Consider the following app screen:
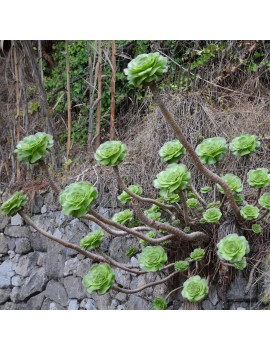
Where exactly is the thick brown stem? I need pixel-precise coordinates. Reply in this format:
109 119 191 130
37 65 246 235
179 191 190 226
150 83 241 221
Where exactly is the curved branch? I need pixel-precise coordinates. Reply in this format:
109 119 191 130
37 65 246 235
112 271 178 294
190 183 207 206
84 211 176 244
179 191 190 226
150 83 241 221
19 211 144 275
113 166 175 213
132 199 210 242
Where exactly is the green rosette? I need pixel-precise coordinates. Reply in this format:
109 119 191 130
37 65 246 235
117 185 143 204
83 264 115 295
0 191 28 217
15 132 53 164
138 246 167 272
217 233 250 263
217 174 243 194
80 230 104 250
258 193 270 210
152 296 167 310
159 139 186 164
112 209 133 225
203 208 222 223
59 182 98 217
230 134 260 157
195 137 227 165
181 275 209 302
94 141 126 166
174 260 189 272
124 52 168 87
240 205 259 221
247 168 270 189
190 248 205 261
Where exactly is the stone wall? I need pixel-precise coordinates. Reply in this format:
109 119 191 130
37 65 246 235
0 191 269 310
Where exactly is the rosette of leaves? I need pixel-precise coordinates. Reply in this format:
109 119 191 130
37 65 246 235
83 264 115 295
217 233 250 263
0 191 28 217
186 198 199 209
144 205 161 221
251 224 262 234
80 230 104 250
153 163 191 196
187 192 197 199
159 192 180 204
217 174 243 194
230 134 260 157
59 182 98 217
124 52 168 87
125 247 138 258
232 257 247 270
200 186 211 194
181 275 209 302
159 139 186 164
184 226 191 233
174 260 189 272
138 246 167 272
117 185 143 204
258 193 270 210
94 140 127 166
152 296 167 310
203 208 222 223
240 205 259 221
139 231 156 246
112 209 133 225
233 193 244 205
15 132 53 164
195 137 227 165
247 168 270 189
190 248 205 261
207 201 221 209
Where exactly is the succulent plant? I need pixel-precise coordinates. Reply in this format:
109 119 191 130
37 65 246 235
186 198 199 209
138 246 167 272
124 52 168 87
159 139 186 164
125 247 139 258
258 193 270 210
152 296 167 310
83 264 115 295
174 260 189 272
181 275 209 302
206 201 221 209
251 224 262 234
195 137 227 165
15 132 53 164
80 230 104 250
233 193 244 205
232 257 247 270
139 231 156 247
217 233 250 263
190 248 205 261
159 192 180 204
94 141 126 166
203 208 222 223
153 163 191 196
144 205 162 221
230 134 260 157
247 168 270 189
59 182 98 217
183 226 191 233
240 205 259 221
112 209 133 225
200 186 212 194
0 191 28 217
117 185 143 204
217 174 243 194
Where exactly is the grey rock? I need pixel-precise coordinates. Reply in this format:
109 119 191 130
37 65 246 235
0 214 9 230
11 275 24 287
0 233 8 254
109 299 118 310
114 268 131 287
92 292 111 310
44 280 68 306
41 298 52 310
37 253 45 266
0 288 11 304
10 214 23 226
202 299 215 310
76 258 91 278
68 299 79 310
0 261 15 288
26 292 45 310
130 257 139 266
64 219 89 256
4 225 31 238
80 298 97 310
49 302 65 310
41 205 47 214
10 287 22 303
117 305 125 310
32 193 44 214
227 272 257 301
0 302 26 310
44 192 60 212
63 257 79 276
115 292 127 302
6 237 16 251
63 276 86 300
125 295 151 310
53 228 62 239
109 237 138 263
15 252 39 277
15 238 31 254
237 307 246 310
208 285 219 306
29 232 48 252
20 268 48 301
44 240 66 279
8 250 15 259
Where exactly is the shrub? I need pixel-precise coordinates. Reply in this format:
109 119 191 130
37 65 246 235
195 137 227 165
181 276 209 302
138 246 167 272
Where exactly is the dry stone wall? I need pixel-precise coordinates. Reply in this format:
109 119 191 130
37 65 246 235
0 191 269 310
